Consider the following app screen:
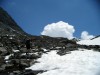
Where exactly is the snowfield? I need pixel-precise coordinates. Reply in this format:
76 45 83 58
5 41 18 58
26 49 100 75
77 37 100 45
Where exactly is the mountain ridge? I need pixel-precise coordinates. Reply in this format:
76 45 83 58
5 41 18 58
0 7 27 37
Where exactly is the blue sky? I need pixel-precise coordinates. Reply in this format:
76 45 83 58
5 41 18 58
0 0 100 38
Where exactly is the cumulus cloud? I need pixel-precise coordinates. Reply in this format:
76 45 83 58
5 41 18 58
81 31 94 40
41 21 75 39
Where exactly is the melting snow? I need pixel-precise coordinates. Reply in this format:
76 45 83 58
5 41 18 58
26 49 100 75
12 49 20 52
77 37 100 45
5 54 13 60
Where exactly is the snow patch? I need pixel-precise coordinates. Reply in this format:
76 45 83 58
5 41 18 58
26 49 100 75
77 37 100 45
5 54 13 60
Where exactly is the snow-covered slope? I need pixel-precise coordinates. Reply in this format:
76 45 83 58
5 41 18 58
77 37 100 45
26 49 100 75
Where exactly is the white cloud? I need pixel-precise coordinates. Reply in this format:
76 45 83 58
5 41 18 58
41 21 75 39
81 31 94 40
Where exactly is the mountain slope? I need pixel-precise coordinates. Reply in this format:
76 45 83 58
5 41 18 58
0 7 27 36
77 36 100 45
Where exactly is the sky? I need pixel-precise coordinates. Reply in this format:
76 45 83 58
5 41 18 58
0 0 100 38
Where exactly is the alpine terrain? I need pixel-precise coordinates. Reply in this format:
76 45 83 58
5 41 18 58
0 7 100 75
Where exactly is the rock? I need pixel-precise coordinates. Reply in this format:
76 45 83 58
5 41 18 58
12 70 21 75
0 42 3 47
0 71 8 75
0 50 2 55
0 47 7 52
0 7 27 36
0 56 5 66
57 49 71 56
21 69 45 75
0 67 5 72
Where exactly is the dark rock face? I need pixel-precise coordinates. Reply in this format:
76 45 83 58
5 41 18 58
0 7 30 74
0 7 26 36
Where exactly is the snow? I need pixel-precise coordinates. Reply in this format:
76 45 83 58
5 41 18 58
26 49 100 75
77 37 100 45
12 49 20 52
5 54 13 60
41 48 48 51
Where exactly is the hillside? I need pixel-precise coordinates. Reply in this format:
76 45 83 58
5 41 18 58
0 7 27 37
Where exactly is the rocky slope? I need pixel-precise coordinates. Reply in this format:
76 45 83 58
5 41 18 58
0 7 27 37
